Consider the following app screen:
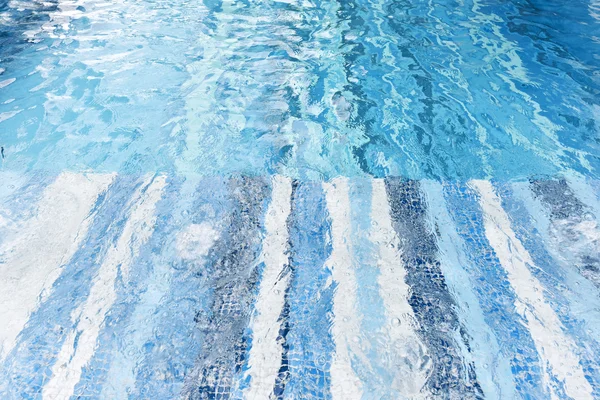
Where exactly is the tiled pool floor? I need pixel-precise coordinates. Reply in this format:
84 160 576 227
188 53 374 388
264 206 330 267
1 173 600 398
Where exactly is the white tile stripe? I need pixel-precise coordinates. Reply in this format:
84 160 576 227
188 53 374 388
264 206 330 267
564 172 600 222
421 180 516 399
100 178 211 399
0 172 115 360
42 175 167 400
370 179 432 397
472 179 593 400
510 180 600 335
243 175 293 400
323 177 363 400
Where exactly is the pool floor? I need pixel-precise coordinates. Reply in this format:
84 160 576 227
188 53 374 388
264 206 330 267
0 173 599 398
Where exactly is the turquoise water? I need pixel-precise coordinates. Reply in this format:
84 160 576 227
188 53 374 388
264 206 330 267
1 0 599 179
1 0 600 399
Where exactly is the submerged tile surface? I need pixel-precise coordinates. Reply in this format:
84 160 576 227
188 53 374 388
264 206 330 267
0 174 599 399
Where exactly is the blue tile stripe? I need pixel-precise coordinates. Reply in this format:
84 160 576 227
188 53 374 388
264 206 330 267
444 181 550 399
280 181 334 400
384 177 484 398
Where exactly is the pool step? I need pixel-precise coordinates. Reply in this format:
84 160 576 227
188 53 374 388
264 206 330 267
0 174 599 399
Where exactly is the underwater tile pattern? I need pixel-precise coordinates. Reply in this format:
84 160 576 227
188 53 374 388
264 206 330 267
0 174 599 399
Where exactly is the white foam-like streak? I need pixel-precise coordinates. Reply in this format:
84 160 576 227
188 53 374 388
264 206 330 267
472 180 593 400
369 179 432 397
323 178 363 400
592 0 600 21
243 175 293 399
42 175 167 400
0 172 114 360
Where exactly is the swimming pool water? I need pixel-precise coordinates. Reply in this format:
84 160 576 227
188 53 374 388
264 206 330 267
0 0 599 398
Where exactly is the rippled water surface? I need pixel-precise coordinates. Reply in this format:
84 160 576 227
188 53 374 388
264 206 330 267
1 0 599 179
1 0 600 398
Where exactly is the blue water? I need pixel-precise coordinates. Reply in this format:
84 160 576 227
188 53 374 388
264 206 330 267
0 0 598 179
1 0 600 398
